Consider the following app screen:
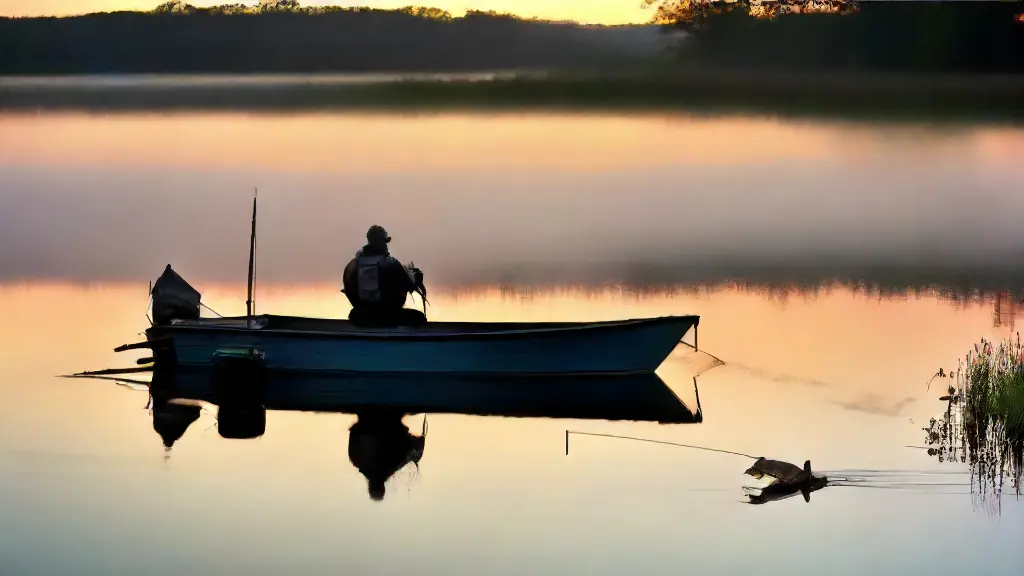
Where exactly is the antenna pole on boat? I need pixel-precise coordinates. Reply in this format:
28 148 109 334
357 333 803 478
246 189 257 329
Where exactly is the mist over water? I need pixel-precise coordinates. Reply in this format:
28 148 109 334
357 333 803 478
1 111 1022 290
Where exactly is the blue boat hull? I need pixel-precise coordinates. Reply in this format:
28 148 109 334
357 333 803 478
145 315 698 375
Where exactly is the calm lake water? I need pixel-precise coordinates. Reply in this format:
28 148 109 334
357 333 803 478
2 108 1024 574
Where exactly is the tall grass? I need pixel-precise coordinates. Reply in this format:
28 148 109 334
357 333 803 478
925 337 1024 512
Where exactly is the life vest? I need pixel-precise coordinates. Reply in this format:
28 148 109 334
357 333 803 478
356 255 385 303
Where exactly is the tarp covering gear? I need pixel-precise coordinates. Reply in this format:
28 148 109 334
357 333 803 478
151 265 201 325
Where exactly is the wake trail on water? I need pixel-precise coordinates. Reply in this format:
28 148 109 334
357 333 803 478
821 468 973 494
675 342 838 387
823 469 970 476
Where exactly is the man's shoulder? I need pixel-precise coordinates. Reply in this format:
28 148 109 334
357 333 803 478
354 251 400 266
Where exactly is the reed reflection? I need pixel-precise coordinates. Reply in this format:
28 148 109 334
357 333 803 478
460 283 1024 330
920 336 1024 515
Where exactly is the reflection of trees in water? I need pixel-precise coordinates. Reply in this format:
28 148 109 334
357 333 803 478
441 282 1020 318
438 260 1024 301
923 338 1024 515
992 292 1021 330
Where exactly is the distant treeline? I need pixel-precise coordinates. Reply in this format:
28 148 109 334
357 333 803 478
0 2 660 74
2 1 1021 75
662 0 1024 73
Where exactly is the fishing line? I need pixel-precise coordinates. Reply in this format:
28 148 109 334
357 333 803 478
201 302 224 318
676 340 833 387
565 430 758 459
676 339 727 369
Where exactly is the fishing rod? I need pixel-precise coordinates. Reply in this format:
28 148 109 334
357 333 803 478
246 189 258 329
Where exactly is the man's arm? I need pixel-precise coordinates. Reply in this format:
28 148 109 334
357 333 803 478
387 257 417 293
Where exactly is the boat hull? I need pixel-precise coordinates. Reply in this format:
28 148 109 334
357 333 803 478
146 315 697 375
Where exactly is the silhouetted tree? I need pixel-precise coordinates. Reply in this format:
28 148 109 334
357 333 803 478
642 0 857 32
209 4 250 15
398 6 453 21
0 3 644 74
643 0 1023 73
154 0 198 14
256 0 301 12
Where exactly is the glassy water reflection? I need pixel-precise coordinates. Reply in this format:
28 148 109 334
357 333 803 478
2 283 1024 574
2 110 1024 574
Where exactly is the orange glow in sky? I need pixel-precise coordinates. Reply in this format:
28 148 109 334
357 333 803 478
0 1 653 24
0 112 854 172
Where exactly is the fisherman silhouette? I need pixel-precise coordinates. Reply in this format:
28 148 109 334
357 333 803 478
342 225 428 328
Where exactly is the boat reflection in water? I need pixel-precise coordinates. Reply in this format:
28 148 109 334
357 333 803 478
143 353 699 499
150 387 201 450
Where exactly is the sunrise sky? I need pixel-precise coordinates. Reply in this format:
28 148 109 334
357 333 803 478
0 0 654 24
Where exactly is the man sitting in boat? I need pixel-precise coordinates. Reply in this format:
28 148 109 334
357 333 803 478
342 225 428 328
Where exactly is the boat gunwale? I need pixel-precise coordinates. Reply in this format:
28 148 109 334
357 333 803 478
173 366 660 377
146 314 700 342
159 365 669 380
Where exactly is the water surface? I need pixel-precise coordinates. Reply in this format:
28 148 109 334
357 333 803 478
1 109 1024 574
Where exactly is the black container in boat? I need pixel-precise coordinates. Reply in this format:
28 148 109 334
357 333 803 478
212 348 267 440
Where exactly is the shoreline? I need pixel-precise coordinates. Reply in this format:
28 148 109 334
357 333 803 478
2 70 1023 123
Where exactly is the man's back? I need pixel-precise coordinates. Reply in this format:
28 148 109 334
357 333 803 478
343 246 414 311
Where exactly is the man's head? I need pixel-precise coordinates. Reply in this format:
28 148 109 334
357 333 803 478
366 225 391 249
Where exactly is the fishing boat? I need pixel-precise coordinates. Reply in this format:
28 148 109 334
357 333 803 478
126 194 700 376
142 313 698 375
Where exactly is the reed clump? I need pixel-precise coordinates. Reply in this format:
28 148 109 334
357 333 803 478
925 336 1024 511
